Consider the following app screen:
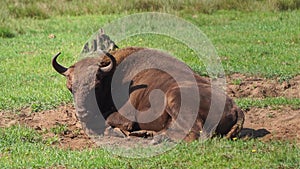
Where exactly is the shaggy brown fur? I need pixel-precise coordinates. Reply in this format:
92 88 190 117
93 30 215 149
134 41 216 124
52 47 244 142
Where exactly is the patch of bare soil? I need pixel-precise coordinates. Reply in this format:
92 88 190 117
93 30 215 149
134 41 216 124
227 74 300 98
1 104 299 150
241 106 300 142
0 105 95 150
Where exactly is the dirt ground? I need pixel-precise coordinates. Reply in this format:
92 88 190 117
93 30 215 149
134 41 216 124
227 74 300 99
0 74 299 150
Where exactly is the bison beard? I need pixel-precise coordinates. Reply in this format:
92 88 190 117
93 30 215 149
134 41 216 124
52 47 245 142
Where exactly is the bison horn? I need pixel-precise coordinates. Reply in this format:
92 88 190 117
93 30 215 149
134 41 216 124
52 52 68 75
100 52 116 72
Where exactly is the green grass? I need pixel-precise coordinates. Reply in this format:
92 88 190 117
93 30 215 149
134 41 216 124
236 97 300 110
0 1 300 168
0 27 15 38
0 11 299 110
0 125 299 168
1 0 299 21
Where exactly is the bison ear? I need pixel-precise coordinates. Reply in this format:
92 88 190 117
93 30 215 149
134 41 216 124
52 52 68 76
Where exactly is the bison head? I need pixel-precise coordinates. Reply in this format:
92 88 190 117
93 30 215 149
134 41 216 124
52 52 117 135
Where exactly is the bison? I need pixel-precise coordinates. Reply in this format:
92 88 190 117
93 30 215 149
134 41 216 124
52 47 244 142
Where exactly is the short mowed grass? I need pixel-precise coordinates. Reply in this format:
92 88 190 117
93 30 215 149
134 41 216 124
0 0 300 168
1 125 299 168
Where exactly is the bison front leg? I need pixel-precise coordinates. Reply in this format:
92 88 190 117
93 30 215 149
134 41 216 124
105 111 136 132
155 118 203 143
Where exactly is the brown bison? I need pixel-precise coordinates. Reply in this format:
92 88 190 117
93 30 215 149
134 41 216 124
52 47 244 142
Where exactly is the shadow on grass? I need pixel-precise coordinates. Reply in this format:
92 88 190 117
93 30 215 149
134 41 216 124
240 128 271 139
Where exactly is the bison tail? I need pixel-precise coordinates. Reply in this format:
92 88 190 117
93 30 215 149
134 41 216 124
225 107 245 139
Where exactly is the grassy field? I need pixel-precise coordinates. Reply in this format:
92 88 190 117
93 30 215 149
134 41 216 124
1 10 299 111
1 125 299 168
0 0 300 168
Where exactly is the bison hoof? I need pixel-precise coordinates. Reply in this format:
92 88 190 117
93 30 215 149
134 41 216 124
129 130 154 138
104 126 127 138
123 122 134 131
